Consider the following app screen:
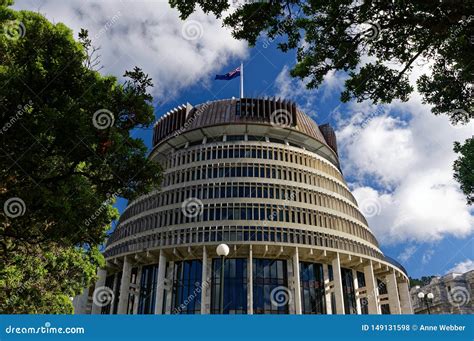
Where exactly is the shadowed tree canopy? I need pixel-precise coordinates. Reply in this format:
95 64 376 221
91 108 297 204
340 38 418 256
0 3 161 312
454 138 474 205
170 0 474 203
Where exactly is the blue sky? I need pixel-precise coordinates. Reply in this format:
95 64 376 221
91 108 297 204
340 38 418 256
14 0 473 279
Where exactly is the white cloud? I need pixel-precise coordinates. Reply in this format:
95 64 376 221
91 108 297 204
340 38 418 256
274 65 317 116
274 58 474 246
273 65 346 118
340 96 474 245
422 249 435 265
14 0 248 102
447 259 474 274
398 245 417 262
339 114 417 185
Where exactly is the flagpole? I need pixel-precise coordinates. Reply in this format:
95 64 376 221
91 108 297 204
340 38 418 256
240 61 244 98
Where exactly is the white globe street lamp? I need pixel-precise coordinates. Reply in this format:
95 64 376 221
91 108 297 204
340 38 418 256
417 291 434 314
216 244 229 314
216 244 230 257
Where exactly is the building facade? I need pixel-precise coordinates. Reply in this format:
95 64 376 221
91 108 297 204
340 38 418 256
410 270 473 314
75 98 412 315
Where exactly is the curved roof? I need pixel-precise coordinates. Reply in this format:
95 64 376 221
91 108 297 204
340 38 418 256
152 98 338 155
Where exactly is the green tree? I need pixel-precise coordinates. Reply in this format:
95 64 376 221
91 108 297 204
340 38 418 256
454 138 474 205
170 0 474 203
0 4 161 312
409 276 436 288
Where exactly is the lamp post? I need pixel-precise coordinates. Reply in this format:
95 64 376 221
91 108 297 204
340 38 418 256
216 244 230 314
417 292 434 314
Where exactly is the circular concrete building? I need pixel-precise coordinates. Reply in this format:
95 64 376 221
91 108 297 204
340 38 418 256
80 98 412 315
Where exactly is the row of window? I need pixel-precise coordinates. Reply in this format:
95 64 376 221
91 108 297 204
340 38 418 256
120 182 366 225
123 162 356 221
162 162 351 201
110 203 377 247
163 143 343 182
103 259 381 315
104 225 382 260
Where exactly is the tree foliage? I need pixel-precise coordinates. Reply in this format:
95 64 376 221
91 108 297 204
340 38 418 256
0 5 161 312
453 138 474 205
409 276 436 288
170 0 474 203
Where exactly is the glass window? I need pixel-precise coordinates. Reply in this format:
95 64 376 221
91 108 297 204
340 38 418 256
211 258 248 314
253 259 289 314
299 262 326 314
138 264 159 314
341 268 357 314
101 275 116 314
171 260 202 314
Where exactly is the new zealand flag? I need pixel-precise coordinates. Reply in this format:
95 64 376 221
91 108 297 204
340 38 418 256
215 67 241 80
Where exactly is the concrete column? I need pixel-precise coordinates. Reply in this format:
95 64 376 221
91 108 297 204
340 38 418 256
292 247 302 314
91 268 107 314
200 246 208 314
386 272 401 314
110 273 119 314
248 245 253 314
331 253 345 314
132 266 142 315
154 250 167 314
74 287 91 314
398 280 413 314
117 256 132 314
322 263 332 314
352 269 362 315
164 261 174 314
363 261 380 314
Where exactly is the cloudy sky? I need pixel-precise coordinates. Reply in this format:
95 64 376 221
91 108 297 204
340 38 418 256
13 0 473 278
